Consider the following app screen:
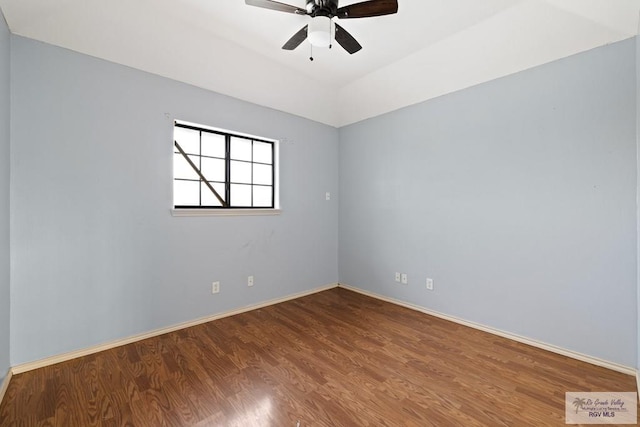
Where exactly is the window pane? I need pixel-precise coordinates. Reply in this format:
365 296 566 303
201 132 225 158
253 142 272 164
253 164 272 185
201 157 225 182
173 122 277 210
230 137 252 161
253 186 272 207
173 153 200 180
201 182 226 207
231 184 252 207
174 127 200 155
174 180 199 206
231 160 252 184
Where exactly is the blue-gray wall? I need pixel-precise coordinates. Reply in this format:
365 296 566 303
637 35 640 374
0 11 10 384
9 36 339 365
339 38 637 367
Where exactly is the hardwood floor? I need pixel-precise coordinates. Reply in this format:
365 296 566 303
0 287 637 426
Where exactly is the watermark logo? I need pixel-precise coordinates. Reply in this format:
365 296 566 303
565 392 637 424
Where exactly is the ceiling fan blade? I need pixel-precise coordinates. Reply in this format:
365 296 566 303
334 23 362 54
245 0 306 15
336 0 398 19
282 25 308 50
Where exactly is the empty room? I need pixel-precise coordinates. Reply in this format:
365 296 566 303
1 0 640 425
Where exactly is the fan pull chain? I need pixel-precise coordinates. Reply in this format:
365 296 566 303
329 19 333 49
309 44 314 61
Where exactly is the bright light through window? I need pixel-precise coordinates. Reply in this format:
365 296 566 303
173 121 277 209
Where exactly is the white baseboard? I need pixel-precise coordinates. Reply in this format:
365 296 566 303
339 283 636 376
12 283 339 375
0 368 12 408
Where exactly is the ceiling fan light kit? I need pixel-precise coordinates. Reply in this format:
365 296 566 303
308 16 333 48
245 0 398 60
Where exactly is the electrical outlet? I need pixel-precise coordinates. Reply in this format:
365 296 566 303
325 192 331 201
212 281 220 294
401 273 408 285
248 275 254 287
395 272 401 282
426 278 434 290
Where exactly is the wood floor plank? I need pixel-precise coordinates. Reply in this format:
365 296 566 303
0 287 637 426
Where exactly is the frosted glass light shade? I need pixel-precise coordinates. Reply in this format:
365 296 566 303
308 16 332 48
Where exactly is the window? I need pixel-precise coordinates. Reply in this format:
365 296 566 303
173 121 277 211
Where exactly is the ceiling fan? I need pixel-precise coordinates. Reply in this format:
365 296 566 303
245 0 398 59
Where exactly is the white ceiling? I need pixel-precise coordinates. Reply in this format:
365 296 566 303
1 0 639 127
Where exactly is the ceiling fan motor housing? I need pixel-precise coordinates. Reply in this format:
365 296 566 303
306 0 339 17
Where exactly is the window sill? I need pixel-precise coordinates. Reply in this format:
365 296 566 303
171 208 281 217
